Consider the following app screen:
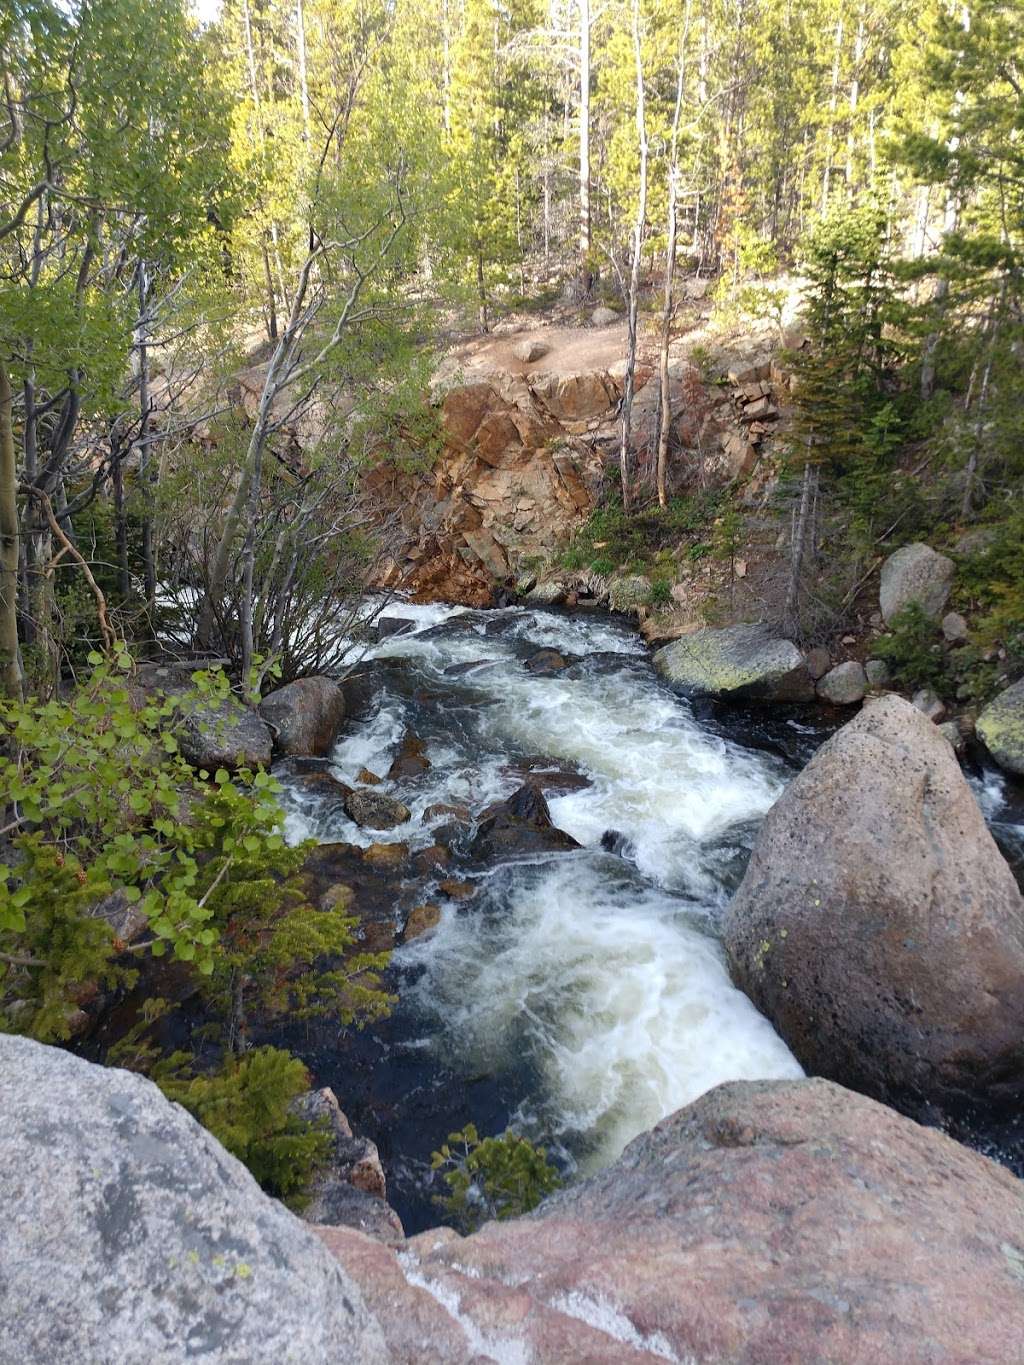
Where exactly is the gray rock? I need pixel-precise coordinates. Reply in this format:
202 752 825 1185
258 677 345 758
292 1088 402 1245
376 616 416 639
879 542 955 623
511 338 550 363
0 1033 387 1365
590 306 620 326
607 574 653 614
177 693 273 772
803 646 831 680
912 686 946 722
937 719 966 754
344 787 411 830
977 677 1024 777
816 660 867 705
865 658 890 689
524 578 567 606
942 610 970 643
653 623 814 703
724 696 1024 1110
953 526 998 557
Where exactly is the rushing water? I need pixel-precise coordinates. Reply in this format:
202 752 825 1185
273 601 820 1230
274 599 1024 1230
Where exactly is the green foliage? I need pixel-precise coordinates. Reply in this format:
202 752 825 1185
956 509 1024 675
873 604 947 691
562 492 724 577
431 1123 561 1231
0 655 391 1042
154 1045 331 1206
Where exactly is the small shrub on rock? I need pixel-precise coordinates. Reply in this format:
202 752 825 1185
431 1123 561 1230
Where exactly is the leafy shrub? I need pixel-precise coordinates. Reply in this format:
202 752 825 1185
431 1123 561 1231
0 654 392 1042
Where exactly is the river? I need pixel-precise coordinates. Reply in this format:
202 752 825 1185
273 599 1024 1233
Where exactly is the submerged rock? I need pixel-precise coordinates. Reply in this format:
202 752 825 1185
402 903 442 942
258 676 346 757
0 1033 387 1365
879 542 955 623
977 678 1024 777
724 695 1024 1110
653 623 814 703
524 647 570 674
387 732 431 779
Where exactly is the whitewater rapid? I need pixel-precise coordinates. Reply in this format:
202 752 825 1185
279 599 808 1180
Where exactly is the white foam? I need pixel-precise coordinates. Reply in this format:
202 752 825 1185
280 600 803 1169
401 854 802 1168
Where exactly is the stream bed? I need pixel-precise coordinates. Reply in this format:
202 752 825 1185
270 600 1024 1234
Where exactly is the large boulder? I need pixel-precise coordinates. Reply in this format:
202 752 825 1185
977 677 1024 777
653 623 814 703
0 1033 387 1365
347 1078 1024 1365
879 542 955 623
136 663 273 772
724 695 1024 1109
6 1034 1024 1365
258 677 346 757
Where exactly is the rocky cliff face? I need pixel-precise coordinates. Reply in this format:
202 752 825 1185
4 1031 1023 1364
366 327 787 607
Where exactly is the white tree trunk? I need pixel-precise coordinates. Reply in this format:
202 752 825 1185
620 0 649 512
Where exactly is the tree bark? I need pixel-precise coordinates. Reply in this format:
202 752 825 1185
784 461 818 639
578 0 592 296
656 0 690 508
0 359 23 699
295 0 311 142
619 0 649 514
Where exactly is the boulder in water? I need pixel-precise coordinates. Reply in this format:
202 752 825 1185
724 694 1024 1110
258 676 346 757
470 783 580 862
524 647 570 674
977 677 1024 777
0 1033 387 1365
879 542 955 623
653 623 814 703
387 732 431 779
344 788 411 830
376 616 416 639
